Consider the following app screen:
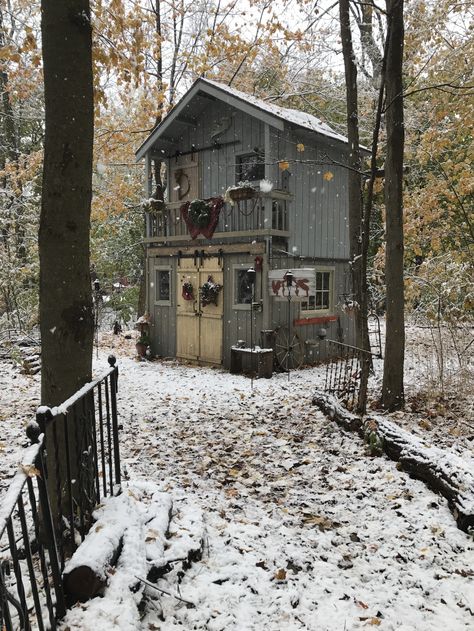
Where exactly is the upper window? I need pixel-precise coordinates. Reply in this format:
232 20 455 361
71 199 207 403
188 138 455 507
155 268 171 304
301 270 333 313
236 152 264 183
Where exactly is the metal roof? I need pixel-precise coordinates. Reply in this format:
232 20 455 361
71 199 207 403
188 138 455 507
135 78 348 160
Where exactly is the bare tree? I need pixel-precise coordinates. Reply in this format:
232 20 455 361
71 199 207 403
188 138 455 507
382 0 405 410
339 0 371 412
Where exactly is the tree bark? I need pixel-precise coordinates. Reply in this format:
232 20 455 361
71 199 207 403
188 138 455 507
339 0 371 413
40 0 95 531
39 0 94 406
382 0 405 410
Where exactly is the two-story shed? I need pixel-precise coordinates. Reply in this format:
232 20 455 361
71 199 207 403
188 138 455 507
135 78 355 369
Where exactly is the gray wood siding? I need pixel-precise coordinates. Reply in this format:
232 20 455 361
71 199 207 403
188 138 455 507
270 126 350 261
165 102 265 200
221 253 266 368
149 257 176 358
268 255 355 362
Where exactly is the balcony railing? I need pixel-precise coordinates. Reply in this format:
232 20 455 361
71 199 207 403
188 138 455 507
145 190 291 241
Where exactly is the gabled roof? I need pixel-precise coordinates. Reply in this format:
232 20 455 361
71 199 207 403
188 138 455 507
135 77 348 161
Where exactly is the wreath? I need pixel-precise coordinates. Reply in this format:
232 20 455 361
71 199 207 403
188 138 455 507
188 199 211 228
200 275 222 307
182 280 194 301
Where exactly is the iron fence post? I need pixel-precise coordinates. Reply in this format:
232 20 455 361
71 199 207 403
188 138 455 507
108 355 121 486
33 409 67 622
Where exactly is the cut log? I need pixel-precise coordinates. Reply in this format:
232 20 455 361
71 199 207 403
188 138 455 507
63 484 173 603
312 390 474 533
63 519 125 602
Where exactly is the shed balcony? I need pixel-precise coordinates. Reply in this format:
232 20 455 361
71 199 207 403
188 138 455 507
144 190 291 243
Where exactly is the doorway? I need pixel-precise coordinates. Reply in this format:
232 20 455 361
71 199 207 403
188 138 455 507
176 257 223 365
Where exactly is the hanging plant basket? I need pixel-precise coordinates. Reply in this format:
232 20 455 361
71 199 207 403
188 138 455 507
227 185 257 202
200 275 222 307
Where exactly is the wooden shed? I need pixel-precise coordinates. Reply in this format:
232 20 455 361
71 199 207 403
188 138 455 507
135 78 355 369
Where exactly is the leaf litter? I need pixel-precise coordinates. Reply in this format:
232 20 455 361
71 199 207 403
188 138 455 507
0 331 473 630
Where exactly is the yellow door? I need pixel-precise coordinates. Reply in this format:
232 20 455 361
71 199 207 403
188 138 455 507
176 260 200 361
198 258 223 365
176 257 223 365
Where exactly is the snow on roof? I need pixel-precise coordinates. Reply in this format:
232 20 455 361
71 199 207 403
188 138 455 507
135 77 349 159
200 78 348 144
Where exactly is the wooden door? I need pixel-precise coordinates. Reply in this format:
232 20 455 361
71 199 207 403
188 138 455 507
198 258 223 365
176 260 200 360
169 154 199 203
176 257 223 364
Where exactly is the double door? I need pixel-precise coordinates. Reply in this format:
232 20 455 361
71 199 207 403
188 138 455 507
176 257 223 365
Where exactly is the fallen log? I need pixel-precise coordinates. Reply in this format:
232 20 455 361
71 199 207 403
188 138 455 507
63 483 173 603
312 390 474 533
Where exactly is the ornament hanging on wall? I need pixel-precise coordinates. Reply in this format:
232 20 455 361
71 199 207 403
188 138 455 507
182 280 194 301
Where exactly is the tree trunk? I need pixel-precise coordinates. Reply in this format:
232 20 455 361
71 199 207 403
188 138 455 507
39 0 94 406
40 0 94 530
339 0 371 413
382 0 405 410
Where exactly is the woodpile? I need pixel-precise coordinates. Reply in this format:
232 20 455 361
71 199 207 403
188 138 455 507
63 483 205 607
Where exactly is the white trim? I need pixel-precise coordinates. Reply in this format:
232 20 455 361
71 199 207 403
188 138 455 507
299 267 335 315
232 262 255 310
153 265 172 306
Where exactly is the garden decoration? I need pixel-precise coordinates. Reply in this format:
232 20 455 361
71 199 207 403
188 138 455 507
200 276 222 307
224 182 257 203
135 313 151 357
224 181 259 216
142 197 166 213
181 196 224 239
182 280 194 301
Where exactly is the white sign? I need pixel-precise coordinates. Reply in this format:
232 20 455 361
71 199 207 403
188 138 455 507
268 268 316 300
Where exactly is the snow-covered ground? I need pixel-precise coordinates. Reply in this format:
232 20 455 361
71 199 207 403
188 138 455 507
1 329 474 630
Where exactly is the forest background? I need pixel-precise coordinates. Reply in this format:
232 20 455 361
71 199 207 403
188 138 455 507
0 0 472 364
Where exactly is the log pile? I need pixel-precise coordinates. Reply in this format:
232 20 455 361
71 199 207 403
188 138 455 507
312 391 474 533
63 482 205 609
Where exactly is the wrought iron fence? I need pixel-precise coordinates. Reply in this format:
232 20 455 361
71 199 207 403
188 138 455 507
324 340 378 408
0 356 120 630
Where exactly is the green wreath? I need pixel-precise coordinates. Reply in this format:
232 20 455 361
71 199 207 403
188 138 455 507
188 199 211 228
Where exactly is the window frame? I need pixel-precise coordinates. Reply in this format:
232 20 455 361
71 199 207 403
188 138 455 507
235 150 265 184
299 267 335 316
232 263 255 310
154 266 172 306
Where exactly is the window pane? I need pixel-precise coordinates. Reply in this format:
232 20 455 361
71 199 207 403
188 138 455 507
236 269 253 304
323 272 330 290
237 153 264 182
157 270 170 301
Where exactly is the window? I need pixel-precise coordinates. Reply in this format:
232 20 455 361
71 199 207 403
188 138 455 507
233 266 254 308
155 268 171 304
236 152 264 183
301 270 333 313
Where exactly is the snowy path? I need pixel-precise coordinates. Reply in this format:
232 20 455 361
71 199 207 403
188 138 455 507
1 346 473 630
112 355 473 631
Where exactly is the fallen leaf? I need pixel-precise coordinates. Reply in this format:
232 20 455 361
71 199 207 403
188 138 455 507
355 599 369 609
323 171 334 181
274 568 286 581
20 464 41 478
302 513 338 530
